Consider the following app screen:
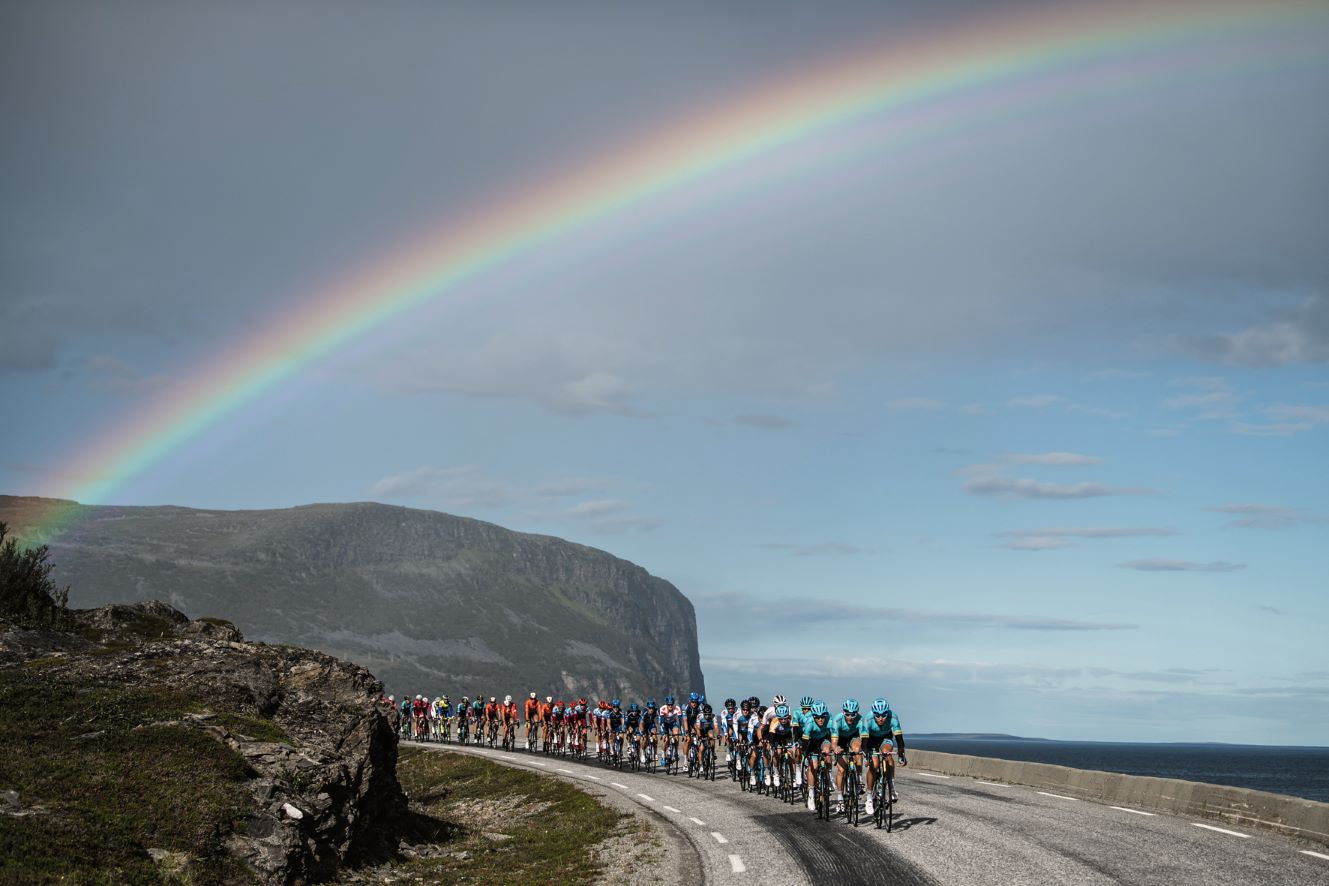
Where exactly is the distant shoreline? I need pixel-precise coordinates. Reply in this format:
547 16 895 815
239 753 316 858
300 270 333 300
912 734 1329 750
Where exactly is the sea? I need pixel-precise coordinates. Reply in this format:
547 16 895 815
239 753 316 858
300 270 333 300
909 738 1329 803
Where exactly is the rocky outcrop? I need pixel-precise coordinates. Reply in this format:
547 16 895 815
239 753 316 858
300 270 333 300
0 496 705 700
0 601 408 884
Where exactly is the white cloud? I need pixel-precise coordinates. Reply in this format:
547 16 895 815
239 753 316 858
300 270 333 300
1007 394 1065 408
1003 452 1103 466
1206 503 1328 529
734 413 798 429
1119 559 1246 572
1000 526 1176 550
963 466 1157 500
369 465 514 508
1180 295 1329 367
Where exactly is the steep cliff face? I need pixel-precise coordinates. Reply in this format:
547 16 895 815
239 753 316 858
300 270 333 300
0 496 705 701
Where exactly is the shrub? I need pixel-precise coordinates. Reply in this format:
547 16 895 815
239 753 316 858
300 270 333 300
0 521 70 629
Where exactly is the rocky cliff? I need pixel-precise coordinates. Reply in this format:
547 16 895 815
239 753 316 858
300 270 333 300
0 600 411 883
0 496 705 701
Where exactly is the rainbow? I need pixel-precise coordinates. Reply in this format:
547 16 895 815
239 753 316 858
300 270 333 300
21 0 1327 542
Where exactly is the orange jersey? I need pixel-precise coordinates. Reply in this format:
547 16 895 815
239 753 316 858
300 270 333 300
539 702 552 721
484 702 499 720
524 699 539 720
502 702 519 722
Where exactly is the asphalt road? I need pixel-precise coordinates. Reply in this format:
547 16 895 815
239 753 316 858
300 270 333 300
405 740 1329 884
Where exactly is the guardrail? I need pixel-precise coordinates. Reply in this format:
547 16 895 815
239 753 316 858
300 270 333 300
910 748 1329 848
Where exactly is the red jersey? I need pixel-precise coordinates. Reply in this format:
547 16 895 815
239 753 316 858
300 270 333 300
502 702 519 722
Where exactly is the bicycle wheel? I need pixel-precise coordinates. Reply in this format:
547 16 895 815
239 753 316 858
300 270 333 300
818 765 831 821
847 767 860 827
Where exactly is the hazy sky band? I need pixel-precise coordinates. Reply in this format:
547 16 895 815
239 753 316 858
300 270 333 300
28 0 1324 541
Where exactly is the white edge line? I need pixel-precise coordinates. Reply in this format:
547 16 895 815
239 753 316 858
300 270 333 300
729 854 747 873
690 817 706 826
663 805 680 813
611 782 628 789
976 781 1009 787
1301 850 1329 861
1110 805 1156 816
555 768 573 773
914 772 950 779
637 793 656 802
711 832 729 844
1192 823 1250 838
585 775 600 780
532 761 547 766
1036 791 1079 801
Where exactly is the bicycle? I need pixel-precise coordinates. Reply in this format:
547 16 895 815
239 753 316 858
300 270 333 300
457 717 470 746
644 734 658 773
487 720 499 749
502 721 516 752
663 733 680 775
808 752 833 821
526 722 538 753
842 750 862 826
701 737 716 781
871 745 896 831
440 717 452 744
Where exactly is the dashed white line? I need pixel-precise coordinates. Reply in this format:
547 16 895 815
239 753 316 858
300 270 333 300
637 793 656 803
1036 791 1079 801
532 761 547 766
1110 806 1156 816
1192 823 1250 838
1301 850 1329 861
977 781 1009 787
584 775 600 781
729 854 747 873
610 782 628 789
914 772 951 779
556 768 573 773
711 832 729 844
689 817 707 826
663 805 680 813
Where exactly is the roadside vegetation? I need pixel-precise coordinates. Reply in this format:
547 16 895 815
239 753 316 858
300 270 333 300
0 521 70 630
344 748 644 885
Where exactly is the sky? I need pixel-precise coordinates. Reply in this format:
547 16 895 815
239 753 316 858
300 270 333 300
2 0 1327 744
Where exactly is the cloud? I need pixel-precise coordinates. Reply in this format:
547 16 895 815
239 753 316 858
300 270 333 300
1003 452 1103 466
999 526 1177 550
733 413 798 430
759 542 874 557
702 653 1090 686
885 398 945 412
1119 559 1246 572
79 355 167 395
963 466 1157 500
1007 394 1065 408
1206 503 1328 529
369 465 515 508
1179 295 1329 367
695 592 1136 631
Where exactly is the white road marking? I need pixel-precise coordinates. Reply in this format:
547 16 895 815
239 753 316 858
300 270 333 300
532 761 547 766
977 781 1009 787
556 768 573 773
711 832 729 844
914 772 950 779
1192 823 1250 838
729 854 747 873
663 805 680 813
638 793 656 802
585 775 600 780
1110 806 1156 816
1037 792 1079 801
611 782 628 789
838 833 855 845
1301 850 1329 861
690 817 707 826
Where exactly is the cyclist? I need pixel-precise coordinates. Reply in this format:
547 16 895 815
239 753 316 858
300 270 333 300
398 696 412 738
456 695 472 742
829 698 866 815
470 695 485 737
439 695 452 742
625 702 643 763
484 696 501 745
606 698 626 762
801 701 834 812
524 692 540 747
734 698 757 783
429 695 445 741
861 697 907 812
412 694 428 739
764 703 796 788
719 698 739 769
692 702 720 776
501 695 520 748
789 695 814 790
682 693 702 768
659 695 682 769
568 698 586 755
550 699 565 752
641 699 660 766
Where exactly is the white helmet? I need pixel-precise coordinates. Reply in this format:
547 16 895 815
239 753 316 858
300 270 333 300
489 696 496 703
504 694 513 704
416 694 423 700
772 694 785 706
388 695 394 701
530 692 537 699
546 695 553 703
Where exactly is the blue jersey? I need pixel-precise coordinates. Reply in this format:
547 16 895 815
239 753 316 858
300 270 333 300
642 710 658 731
608 709 624 732
766 716 795 741
830 712 863 741
860 710 902 740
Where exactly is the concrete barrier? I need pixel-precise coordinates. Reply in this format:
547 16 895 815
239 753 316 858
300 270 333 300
909 748 1329 848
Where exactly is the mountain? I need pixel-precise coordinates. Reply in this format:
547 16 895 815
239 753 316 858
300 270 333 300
0 496 704 701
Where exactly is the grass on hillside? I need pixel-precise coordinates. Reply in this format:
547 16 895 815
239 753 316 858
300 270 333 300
0 664 260 884
361 748 633 885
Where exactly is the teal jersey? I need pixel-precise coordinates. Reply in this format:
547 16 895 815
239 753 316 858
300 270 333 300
859 711 902 739
830 712 864 741
801 714 833 743
792 709 810 734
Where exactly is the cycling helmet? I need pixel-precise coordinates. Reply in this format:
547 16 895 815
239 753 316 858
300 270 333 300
800 695 814 708
546 696 553 703
611 698 621 708
772 694 785 706
489 696 496 703
664 694 675 705
647 698 657 708
441 694 449 702
871 698 890 715
842 698 860 714
724 697 736 708
504 695 512 704
776 704 790 718
416 694 423 700
810 701 829 717
688 692 699 703
579 697 588 706
629 702 639 712
739 698 751 711
698 694 707 705
748 695 760 707
529 692 537 699
462 696 469 703
702 703 713 715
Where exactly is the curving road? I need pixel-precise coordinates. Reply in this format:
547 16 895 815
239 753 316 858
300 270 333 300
405 741 1329 884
